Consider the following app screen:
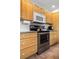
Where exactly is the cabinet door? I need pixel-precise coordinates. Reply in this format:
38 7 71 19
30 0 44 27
50 32 59 46
51 12 59 31
45 12 52 24
33 4 44 14
21 0 33 20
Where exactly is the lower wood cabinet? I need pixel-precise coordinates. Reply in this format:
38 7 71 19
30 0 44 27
20 37 37 50
20 32 37 39
50 32 59 46
20 45 37 59
20 32 37 59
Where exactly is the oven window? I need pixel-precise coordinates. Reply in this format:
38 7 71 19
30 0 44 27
40 34 49 44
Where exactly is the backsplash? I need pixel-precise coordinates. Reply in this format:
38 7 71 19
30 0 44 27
20 21 30 32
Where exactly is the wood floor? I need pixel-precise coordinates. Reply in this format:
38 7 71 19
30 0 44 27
27 43 59 59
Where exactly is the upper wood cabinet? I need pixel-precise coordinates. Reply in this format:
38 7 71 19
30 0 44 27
51 12 59 32
33 4 44 14
45 12 52 24
21 0 33 21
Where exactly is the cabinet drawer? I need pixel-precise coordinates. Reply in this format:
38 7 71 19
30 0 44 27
20 45 37 59
20 37 37 49
20 33 37 39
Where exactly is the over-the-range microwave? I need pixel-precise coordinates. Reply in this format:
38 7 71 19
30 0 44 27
33 12 46 23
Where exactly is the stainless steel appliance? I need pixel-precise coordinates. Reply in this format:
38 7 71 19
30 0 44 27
33 12 46 23
30 22 52 31
30 22 52 54
37 31 50 54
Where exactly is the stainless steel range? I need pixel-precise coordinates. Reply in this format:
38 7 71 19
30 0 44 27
30 22 53 54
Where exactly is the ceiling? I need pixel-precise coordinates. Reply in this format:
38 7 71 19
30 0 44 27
32 0 59 12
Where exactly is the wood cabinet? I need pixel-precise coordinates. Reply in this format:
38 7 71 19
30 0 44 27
49 12 59 46
20 33 37 39
50 32 59 46
21 0 33 20
33 4 44 14
45 12 52 24
21 45 37 59
51 12 59 32
21 0 45 21
20 37 37 50
20 32 37 59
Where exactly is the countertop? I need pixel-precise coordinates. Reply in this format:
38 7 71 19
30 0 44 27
20 31 37 34
20 30 57 34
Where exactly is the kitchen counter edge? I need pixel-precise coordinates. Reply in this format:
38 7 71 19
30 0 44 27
20 31 37 34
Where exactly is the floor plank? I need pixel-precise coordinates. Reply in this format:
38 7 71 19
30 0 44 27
27 43 59 59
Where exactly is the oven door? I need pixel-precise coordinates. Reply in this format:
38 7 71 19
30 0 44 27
37 32 50 54
38 32 49 44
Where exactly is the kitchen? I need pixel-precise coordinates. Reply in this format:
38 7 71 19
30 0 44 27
20 0 59 59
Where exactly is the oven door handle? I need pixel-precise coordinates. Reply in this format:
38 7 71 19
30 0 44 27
47 35 49 40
